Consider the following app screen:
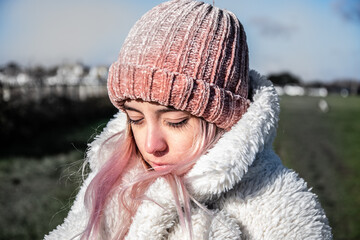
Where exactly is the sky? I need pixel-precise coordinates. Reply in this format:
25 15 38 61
0 0 359 82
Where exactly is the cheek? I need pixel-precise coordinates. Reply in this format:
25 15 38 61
131 129 146 153
169 123 200 155
171 133 195 152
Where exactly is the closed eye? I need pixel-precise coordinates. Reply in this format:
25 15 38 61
128 118 143 125
166 118 189 128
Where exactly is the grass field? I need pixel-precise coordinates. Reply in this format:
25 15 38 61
0 118 109 240
0 95 359 239
274 95 360 240
0 152 83 239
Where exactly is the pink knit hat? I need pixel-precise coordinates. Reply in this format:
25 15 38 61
107 0 249 130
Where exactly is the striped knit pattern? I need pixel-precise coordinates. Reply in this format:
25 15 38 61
107 0 249 130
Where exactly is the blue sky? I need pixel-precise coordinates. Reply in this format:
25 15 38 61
0 0 359 82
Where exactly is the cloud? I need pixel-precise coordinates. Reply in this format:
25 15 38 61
249 16 298 38
332 0 360 22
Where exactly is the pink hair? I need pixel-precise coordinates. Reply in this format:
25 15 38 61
81 117 224 239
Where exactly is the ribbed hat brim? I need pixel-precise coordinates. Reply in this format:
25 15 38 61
108 62 249 130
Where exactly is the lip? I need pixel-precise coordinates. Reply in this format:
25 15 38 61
149 162 173 171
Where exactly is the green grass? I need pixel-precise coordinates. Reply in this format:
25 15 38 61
0 118 109 240
326 96 360 239
274 95 360 240
0 152 83 240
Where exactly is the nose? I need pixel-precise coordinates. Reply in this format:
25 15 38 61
144 125 168 155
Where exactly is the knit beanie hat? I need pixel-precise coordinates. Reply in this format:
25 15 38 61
107 0 249 130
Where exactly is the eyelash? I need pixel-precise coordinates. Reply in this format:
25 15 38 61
166 118 189 128
128 118 143 125
128 118 189 129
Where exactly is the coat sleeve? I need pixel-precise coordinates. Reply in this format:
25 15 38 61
44 171 96 240
222 151 332 240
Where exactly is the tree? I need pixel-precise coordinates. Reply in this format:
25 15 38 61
2 62 22 76
268 72 301 86
28 66 46 86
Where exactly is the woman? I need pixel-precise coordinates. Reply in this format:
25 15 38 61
45 0 332 239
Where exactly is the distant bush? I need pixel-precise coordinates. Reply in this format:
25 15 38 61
0 96 116 156
268 72 302 86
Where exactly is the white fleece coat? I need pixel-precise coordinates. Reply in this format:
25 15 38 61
45 70 332 240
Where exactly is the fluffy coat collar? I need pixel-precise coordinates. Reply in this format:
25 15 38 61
185 70 279 201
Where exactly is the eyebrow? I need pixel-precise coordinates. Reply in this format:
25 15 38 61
123 104 180 114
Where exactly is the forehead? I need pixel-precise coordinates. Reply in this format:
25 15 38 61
124 100 179 113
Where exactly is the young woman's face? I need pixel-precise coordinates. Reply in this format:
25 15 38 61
124 100 201 171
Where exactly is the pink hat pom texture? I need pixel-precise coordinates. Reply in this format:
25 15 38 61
107 0 249 130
